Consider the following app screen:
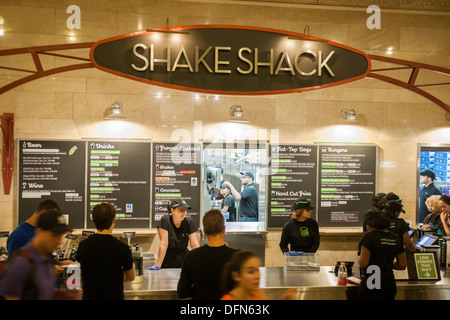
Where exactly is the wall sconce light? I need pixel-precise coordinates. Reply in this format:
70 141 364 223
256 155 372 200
104 101 128 120
340 108 357 122
228 105 248 123
446 112 450 122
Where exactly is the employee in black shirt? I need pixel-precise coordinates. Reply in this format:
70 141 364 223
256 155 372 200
383 200 416 252
223 172 259 222
357 210 406 300
279 198 320 253
77 203 135 300
220 184 236 222
153 200 200 269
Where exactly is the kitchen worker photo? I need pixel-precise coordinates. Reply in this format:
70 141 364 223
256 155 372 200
223 172 259 222
279 198 320 253
150 200 200 269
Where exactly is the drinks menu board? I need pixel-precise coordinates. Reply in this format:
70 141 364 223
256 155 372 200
151 142 202 228
18 140 86 229
87 141 151 228
268 145 318 228
318 145 377 227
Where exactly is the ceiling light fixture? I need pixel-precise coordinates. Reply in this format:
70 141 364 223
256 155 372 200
340 108 357 122
228 105 249 123
104 101 128 120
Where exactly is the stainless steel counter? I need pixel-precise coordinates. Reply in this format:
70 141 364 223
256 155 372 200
124 266 450 300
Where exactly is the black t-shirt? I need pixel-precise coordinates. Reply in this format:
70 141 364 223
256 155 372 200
77 234 134 300
222 194 236 222
385 214 410 244
239 183 259 219
279 219 320 253
360 230 404 276
177 244 238 300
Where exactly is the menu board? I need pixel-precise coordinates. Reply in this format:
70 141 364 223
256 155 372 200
87 141 151 228
268 145 318 228
318 145 377 227
18 140 86 229
151 142 202 228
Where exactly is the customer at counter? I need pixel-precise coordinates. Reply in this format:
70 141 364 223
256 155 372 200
152 200 199 269
220 184 236 222
357 210 406 300
279 198 320 254
421 195 445 234
419 169 443 223
223 172 259 222
77 203 135 300
177 209 238 300
383 200 416 252
439 195 450 236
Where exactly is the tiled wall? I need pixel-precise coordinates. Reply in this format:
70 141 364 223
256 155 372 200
0 0 449 266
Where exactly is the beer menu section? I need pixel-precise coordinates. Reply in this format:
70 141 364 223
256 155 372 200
87 141 151 228
318 145 377 227
18 140 86 229
151 142 202 228
268 145 318 228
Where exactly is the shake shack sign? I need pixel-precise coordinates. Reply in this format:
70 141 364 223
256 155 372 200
90 25 371 95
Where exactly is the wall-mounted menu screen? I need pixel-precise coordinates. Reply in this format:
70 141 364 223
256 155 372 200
268 145 318 228
151 142 202 228
87 141 151 228
18 140 86 229
318 145 377 227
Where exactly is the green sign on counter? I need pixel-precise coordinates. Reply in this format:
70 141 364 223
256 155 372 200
414 253 439 280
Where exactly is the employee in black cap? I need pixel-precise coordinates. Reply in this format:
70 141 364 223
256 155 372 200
151 200 199 269
383 200 416 252
279 198 320 253
223 171 259 222
419 169 442 223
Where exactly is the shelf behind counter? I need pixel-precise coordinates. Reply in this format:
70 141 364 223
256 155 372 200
124 266 450 300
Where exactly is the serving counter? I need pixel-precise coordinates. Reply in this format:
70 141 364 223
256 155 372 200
124 266 450 300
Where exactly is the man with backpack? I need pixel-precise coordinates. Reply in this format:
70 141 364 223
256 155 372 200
0 210 71 300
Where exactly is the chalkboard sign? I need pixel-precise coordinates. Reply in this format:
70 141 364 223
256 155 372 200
18 140 86 229
151 142 202 228
268 145 318 228
86 141 151 228
317 145 377 228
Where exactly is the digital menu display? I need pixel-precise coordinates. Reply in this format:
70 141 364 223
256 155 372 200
18 140 86 229
87 141 151 228
268 145 318 228
318 145 377 227
151 142 202 228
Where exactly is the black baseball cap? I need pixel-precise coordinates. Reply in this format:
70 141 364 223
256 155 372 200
240 171 255 180
37 210 72 235
420 169 436 181
167 200 191 211
385 200 405 213
293 198 315 210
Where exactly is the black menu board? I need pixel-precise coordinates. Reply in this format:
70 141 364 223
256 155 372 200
268 145 318 228
86 141 151 228
18 140 86 229
151 142 202 228
318 145 377 227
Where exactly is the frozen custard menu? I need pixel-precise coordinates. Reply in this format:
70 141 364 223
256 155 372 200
151 142 202 228
87 141 151 228
18 140 86 229
318 145 377 227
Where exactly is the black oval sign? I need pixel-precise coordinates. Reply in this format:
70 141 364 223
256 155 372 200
90 25 371 95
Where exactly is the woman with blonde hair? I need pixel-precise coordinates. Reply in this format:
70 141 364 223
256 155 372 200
421 195 444 234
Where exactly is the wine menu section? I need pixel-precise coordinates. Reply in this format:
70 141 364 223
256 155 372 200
18 140 86 229
87 141 151 228
318 145 377 227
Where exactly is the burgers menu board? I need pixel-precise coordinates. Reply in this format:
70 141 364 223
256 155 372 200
18 140 86 229
151 142 202 228
268 145 318 228
318 145 377 227
87 141 151 228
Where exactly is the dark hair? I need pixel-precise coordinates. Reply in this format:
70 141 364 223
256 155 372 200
37 199 60 212
371 193 385 210
365 211 390 230
439 194 450 206
221 251 258 294
378 192 400 210
92 203 116 231
202 209 225 236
